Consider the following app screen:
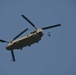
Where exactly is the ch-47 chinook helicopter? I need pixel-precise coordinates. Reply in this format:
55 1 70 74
0 14 61 62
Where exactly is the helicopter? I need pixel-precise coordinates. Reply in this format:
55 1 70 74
0 14 61 62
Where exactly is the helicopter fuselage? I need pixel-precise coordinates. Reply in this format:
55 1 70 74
0 14 61 62
6 29 43 50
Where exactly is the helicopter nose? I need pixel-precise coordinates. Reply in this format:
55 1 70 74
6 46 8 50
6 46 10 50
6 43 12 50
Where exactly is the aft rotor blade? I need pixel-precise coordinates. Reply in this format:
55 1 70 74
0 39 8 43
13 28 28 41
11 50 15 62
21 14 37 29
42 24 61 30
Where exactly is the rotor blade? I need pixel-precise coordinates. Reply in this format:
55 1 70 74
42 24 61 30
0 39 8 43
13 28 28 41
11 50 15 62
21 14 37 29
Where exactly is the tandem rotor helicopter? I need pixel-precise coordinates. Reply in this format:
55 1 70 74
0 14 61 62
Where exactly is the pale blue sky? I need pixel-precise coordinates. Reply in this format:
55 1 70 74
0 0 76 75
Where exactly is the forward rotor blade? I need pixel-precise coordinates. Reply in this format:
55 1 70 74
42 24 61 30
21 14 37 29
11 50 15 62
13 28 28 41
0 39 8 43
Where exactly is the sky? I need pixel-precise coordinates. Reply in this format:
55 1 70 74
0 0 76 75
